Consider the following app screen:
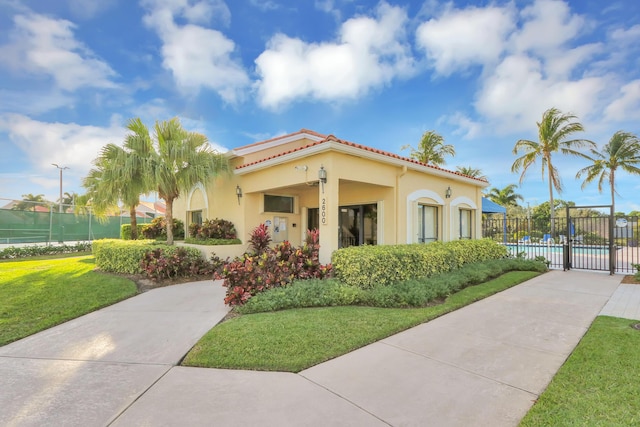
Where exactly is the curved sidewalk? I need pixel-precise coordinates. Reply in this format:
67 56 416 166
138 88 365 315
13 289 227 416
1 271 631 426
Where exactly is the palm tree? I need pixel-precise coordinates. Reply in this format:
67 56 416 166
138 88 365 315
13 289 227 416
402 130 455 166
151 118 229 244
12 194 48 211
456 166 487 180
511 107 594 232
576 130 640 215
486 184 524 207
83 118 155 240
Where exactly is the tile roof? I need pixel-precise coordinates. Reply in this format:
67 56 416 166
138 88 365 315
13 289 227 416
235 131 488 183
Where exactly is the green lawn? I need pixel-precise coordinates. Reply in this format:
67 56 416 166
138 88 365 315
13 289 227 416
182 270 540 372
520 316 640 427
0 255 137 346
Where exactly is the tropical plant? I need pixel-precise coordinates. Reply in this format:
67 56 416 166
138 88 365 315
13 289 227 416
486 184 523 207
12 194 49 211
511 107 594 231
456 166 487 180
83 118 155 240
402 130 455 166
576 131 640 215
150 118 230 244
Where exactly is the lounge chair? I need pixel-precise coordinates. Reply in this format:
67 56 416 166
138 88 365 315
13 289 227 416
518 235 531 244
540 234 554 244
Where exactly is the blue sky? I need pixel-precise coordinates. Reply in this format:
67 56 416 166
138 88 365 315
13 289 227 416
1 0 639 213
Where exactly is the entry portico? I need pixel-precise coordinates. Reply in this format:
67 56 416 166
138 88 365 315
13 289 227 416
174 129 489 264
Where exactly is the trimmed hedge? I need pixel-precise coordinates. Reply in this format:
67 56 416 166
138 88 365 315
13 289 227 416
332 239 508 289
184 237 242 246
120 224 146 240
0 242 92 259
92 239 203 274
238 258 546 313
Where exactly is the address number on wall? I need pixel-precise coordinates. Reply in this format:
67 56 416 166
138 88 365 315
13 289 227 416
321 198 327 225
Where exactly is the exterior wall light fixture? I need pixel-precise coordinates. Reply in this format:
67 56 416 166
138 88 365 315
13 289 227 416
318 165 327 193
445 186 452 198
236 185 243 205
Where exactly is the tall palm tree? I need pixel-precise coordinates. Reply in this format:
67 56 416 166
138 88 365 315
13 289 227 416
456 166 487 181
151 118 229 244
402 130 455 166
511 107 594 231
13 194 48 211
576 130 640 215
83 118 155 240
486 184 524 207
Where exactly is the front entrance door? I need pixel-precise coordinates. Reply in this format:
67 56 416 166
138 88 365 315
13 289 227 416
339 204 377 248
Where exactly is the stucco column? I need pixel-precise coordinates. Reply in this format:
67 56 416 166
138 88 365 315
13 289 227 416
319 167 339 265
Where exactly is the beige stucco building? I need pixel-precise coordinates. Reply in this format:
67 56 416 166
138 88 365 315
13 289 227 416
173 129 489 264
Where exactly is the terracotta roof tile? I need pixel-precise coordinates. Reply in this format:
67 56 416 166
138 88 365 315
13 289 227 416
235 132 488 183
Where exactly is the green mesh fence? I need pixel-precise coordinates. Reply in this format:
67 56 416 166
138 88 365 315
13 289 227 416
0 208 151 244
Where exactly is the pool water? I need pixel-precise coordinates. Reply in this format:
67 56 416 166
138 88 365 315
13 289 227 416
505 243 611 255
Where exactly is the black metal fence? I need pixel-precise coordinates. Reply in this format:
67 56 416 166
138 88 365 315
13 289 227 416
482 214 639 274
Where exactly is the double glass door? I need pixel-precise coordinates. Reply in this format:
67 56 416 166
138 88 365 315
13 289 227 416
307 203 378 248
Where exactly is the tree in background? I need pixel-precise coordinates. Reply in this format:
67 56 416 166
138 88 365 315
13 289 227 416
402 130 455 166
456 166 487 181
576 130 640 216
12 194 49 211
512 107 594 233
83 118 155 240
486 184 523 207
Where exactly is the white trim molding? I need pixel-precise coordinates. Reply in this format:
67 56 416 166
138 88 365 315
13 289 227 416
406 189 445 243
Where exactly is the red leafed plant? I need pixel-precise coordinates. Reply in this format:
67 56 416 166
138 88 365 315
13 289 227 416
218 226 332 306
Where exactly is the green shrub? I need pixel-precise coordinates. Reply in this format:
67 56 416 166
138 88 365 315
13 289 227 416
120 224 146 240
184 237 242 245
0 242 92 259
189 218 238 240
93 239 159 274
141 217 185 240
238 258 547 313
237 279 363 314
332 239 508 289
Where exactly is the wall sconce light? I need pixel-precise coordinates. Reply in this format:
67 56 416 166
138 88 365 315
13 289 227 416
235 185 243 205
318 165 327 193
445 186 452 198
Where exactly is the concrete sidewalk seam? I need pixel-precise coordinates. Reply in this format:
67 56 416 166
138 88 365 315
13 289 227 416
297 373 394 427
106 366 174 426
0 354 174 366
377 341 542 397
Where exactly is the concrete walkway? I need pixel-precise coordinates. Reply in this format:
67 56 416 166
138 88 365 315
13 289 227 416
1 271 636 426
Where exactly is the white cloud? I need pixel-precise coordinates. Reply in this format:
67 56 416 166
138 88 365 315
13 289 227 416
250 0 279 12
604 80 640 122
416 0 621 135
141 0 249 103
0 113 125 177
66 0 117 20
255 2 415 109
511 0 586 55
475 55 606 132
416 5 515 76
0 13 117 91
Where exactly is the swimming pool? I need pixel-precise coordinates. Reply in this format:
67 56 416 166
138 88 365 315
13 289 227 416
504 243 611 255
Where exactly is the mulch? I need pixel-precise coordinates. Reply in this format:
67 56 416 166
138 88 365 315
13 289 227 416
621 275 640 285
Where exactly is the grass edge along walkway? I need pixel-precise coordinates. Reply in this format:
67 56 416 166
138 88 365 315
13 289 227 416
183 270 540 372
520 315 640 427
0 255 138 346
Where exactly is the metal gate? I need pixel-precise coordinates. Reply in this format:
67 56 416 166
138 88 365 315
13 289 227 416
482 207 639 274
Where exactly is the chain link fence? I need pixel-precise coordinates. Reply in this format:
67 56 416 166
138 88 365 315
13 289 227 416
0 198 155 244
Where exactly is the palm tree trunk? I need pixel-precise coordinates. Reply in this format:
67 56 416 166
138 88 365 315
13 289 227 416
548 168 555 236
610 169 615 216
165 198 174 245
129 205 138 240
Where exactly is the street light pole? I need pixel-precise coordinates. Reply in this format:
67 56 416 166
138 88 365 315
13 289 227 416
52 163 70 213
